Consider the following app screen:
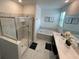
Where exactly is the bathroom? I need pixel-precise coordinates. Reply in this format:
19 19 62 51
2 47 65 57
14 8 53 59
0 0 79 59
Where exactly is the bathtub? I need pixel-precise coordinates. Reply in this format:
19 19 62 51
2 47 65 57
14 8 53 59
37 29 54 41
38 29 54 36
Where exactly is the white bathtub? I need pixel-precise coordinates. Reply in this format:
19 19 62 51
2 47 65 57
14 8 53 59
37 29 54 41
38 29 54 36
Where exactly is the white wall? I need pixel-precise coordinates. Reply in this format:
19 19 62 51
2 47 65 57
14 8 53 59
33 4 41 41
41 9 60 30
35 4 41 32
0 0 36 16
23 4 36 16
66 0 79 16
0 0 23 15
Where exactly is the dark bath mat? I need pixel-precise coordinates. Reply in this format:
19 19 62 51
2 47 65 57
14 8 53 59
29 42 37 50
45 43 52 51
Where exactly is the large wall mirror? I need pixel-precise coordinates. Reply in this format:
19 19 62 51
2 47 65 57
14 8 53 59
58 0 79 39
59 11 79 39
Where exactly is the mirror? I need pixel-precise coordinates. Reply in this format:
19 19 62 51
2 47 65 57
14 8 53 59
63 14 79 39
59 10 79 39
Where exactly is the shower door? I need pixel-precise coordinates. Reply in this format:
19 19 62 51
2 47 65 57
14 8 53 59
15 17 29 41
28 17 33 46
15 17 33 47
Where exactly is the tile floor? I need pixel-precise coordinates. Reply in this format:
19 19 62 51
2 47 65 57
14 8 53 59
22 39 56 59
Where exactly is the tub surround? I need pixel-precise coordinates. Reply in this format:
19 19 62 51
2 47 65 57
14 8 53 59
0 36 28 59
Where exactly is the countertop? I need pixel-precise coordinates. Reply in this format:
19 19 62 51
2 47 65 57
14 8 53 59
53 32 79 59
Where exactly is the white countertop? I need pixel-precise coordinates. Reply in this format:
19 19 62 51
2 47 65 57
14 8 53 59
53 32 79 59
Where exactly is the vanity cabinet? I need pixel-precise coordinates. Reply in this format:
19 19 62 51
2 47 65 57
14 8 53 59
52 36 58 55
52 32 79 59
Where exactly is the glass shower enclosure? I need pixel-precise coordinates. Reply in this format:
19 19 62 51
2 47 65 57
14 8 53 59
0 16 33 46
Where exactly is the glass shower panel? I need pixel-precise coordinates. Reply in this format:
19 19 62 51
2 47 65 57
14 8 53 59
0 17 17 40
15 17 29 41
28 17 33 46
0 16 33 45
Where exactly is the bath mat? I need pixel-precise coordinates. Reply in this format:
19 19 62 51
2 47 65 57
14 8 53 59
29 42 37 50
45 43 52 51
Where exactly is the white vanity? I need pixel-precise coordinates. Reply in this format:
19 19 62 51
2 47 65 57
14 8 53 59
53 32 79 59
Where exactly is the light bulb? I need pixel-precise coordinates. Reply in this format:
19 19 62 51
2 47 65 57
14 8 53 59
65 0 69 3
19 0 22 3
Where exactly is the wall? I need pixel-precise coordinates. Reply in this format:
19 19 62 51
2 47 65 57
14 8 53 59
0 0 36 16
33 4 41 41
0 0 23 16
41 9 60 30
35 4 41 32
23 4 36 16
67 0 79 16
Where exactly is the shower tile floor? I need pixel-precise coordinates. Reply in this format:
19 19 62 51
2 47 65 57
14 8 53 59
22 39 56 59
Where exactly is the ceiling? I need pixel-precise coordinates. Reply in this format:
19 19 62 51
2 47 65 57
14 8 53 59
12 0 36 5
12 0 67 9
37 0 66 9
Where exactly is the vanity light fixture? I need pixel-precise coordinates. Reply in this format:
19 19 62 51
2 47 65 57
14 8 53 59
18 0 22 3
65 0 69 3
